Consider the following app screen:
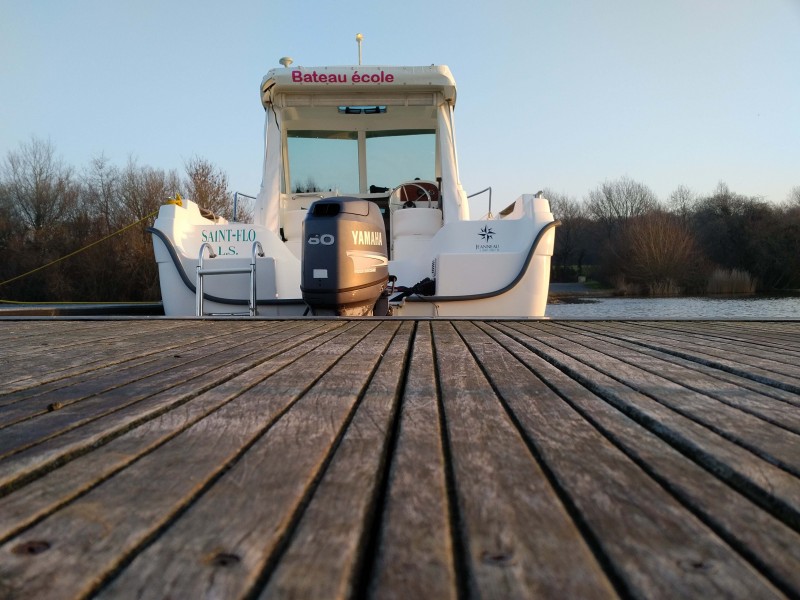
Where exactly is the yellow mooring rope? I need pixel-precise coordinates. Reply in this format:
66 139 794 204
0 207 163 299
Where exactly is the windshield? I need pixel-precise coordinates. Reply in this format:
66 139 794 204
366 130 435 190
287 129 435 194
287 131 358 193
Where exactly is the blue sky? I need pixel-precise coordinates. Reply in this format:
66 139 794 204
2 0 798 217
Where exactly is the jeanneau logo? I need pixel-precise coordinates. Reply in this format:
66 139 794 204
476 225 500 252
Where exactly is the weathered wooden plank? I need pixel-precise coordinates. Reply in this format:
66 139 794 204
0 320 192 387
0 321 322 418
582 321 800 390
0 322 351 543
496 322 800 532
0 323 330 460
638 320 800 356
567 321 800 409
1 318 797 600
0 321 174 362
637 321 800 353
0 321 379 599
567 320 800 367
0 321 350 494
1 319 273 372
560 321 800 421
366 321 458 600
431 321 616 598
481 321 800 597
0 320 249 395
527 322 800 475
94 321 395 599
0 321 304 426
254 321 416 599
470 321 791 597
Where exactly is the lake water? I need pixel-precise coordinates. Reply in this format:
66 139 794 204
546 295 800 319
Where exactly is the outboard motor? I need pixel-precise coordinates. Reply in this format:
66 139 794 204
301 197 389 316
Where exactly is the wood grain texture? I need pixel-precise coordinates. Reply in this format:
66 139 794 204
0 321 364 598
95 321 391 599
483 323 800 597
528 322 800 473
0 321 296 427
0 319 797 600
0 322 349 540
431 321 615 599
367 321 457 600
497 322 800 531
468 321 784 598
0 321 348 491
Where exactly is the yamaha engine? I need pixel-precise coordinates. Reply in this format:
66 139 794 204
301 197 389 316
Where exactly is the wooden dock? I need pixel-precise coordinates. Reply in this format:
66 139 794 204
0 319 798 599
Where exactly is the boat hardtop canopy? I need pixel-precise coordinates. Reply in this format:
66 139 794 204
255 63 471 230
260 65 457 108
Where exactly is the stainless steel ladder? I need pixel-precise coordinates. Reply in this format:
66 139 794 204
196 241 265 316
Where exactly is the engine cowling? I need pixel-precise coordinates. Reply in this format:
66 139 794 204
301 197 388 316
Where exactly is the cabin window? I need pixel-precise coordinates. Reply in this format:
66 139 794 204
366 130 435 190
286 128 435 195
287 131 359 194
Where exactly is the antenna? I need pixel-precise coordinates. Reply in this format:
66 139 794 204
279 57 293 68
355 33 363 65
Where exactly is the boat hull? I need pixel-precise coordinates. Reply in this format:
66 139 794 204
150 195 556 318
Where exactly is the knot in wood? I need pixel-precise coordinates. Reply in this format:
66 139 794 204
12 540 51 555
481 549 515 566
211 552 241 567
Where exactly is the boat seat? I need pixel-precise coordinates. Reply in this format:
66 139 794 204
283 209 306 259
393 207 442 237
283 209 306 240
391 207 442 261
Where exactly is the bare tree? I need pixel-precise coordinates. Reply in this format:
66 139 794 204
2 137 78 237
115 159 182 299
119 158 182 222
0 181 19 279
294 177 322 194
184 156 231 218
621 210 706 294
787 186 800 207
543 189 590 279
585 176 659 236
546 189 580 222
666 184 697 222
82 154 120 233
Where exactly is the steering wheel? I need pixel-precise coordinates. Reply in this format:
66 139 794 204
392 182 437 208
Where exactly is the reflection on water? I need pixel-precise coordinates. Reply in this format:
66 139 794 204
546 295 800 319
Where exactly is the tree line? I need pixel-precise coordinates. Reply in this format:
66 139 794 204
0 138 237 303
548 176 800 295
2 138 798 303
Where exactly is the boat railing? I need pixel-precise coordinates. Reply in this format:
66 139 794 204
232 192 257 223
468 187 493 219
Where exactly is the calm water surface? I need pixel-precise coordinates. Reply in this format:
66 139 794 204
546 295 800 319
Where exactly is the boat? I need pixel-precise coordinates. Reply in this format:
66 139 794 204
150 58 558 317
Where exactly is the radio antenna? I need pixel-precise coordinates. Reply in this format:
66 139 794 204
355 33 364 65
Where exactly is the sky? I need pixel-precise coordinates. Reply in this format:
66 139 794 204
2 0 799 218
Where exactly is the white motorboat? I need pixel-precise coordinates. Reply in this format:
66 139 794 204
150 62 558 317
